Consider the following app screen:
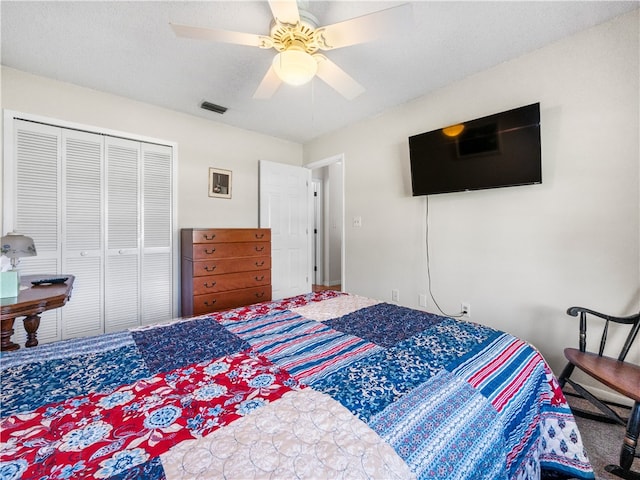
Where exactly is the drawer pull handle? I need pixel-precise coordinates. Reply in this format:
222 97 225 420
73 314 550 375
204 281 217 288
204 233 216 240
255 233 265 239
255 261 265 267
255 292 265 298
204 265 217 272
255 275 265 281
254 246 265 252
205 248 216 255
204 299 217 306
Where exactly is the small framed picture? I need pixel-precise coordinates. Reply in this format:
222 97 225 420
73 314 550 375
208 168 232 199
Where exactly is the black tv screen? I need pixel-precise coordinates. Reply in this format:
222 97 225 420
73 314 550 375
409 103 541 196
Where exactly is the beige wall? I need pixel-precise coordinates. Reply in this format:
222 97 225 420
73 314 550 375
304 10 640 379
1 67 303 229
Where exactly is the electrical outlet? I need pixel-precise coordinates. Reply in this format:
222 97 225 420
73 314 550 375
461 302 471 318
391 289 400 302
353 216 362 227
419 294 428 307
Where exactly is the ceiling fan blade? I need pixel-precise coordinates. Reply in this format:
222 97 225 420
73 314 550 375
268 0 300 24
253 65 283 99
314 55 365 100
170 23 265 47
316 3 412 50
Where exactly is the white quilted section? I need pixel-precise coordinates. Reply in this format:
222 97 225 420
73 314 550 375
161 388 415 480
291 295 382 322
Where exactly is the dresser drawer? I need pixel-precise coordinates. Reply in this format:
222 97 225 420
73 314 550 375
192 256 270 277
192 242 270 260
187 228 270 244
193 270 270 295
193 286 272 315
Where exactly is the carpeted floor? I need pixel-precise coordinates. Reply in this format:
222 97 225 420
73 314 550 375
567 390 639 479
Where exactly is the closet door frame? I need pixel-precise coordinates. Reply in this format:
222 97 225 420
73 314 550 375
2 110 180 329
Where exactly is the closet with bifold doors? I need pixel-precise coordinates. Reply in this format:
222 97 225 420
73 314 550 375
4 117 176 345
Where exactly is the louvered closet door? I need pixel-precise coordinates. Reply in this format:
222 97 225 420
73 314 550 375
11 120 63 344
105 137 140 331
5 116 176 345
61 130 104 339
141 143 173 325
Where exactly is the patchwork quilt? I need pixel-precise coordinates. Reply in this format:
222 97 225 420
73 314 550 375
0 291 594 479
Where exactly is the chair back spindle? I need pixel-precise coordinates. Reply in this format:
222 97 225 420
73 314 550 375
579 311 587 352
619 318 640 362
598 319 609 357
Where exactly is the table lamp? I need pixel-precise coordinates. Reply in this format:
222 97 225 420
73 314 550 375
1 231 37 269
1 232 37 298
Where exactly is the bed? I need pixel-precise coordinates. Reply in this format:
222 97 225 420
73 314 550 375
1 291 594 479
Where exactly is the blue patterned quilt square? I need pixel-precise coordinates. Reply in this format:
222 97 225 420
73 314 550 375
325 303 445 347
131 317 249 375
1 332 149 416
311 343 441 422
109 456 166 479
403 318 502 373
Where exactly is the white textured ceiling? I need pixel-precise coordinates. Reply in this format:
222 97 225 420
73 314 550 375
2 1 637 143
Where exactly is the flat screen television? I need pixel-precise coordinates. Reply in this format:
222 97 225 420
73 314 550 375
409 103 541 196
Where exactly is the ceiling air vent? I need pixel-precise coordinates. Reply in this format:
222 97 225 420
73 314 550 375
201 101 227 114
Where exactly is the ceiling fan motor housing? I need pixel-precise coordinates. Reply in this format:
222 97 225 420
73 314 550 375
268 10 322 54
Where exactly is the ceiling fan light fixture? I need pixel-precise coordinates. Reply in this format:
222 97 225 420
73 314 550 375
272 47 318 86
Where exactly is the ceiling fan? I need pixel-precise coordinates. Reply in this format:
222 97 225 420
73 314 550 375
170 1 411 100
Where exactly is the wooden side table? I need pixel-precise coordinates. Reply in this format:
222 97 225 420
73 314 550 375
0 274 75 351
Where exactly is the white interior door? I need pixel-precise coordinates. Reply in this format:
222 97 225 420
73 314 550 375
9 120 63 344
61 129 105 339
105 136 140 332
140 143 174 325
259 160 312 299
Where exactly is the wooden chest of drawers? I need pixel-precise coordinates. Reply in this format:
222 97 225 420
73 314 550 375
181 228 271 316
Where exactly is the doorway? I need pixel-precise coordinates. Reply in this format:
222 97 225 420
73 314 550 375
307 154 344 292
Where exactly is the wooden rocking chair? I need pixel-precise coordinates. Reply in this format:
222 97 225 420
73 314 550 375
558 306 640 480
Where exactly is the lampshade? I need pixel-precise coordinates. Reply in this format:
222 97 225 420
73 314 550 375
272 47 318 86
1 232 37 269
